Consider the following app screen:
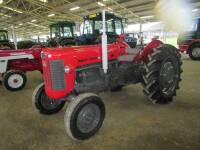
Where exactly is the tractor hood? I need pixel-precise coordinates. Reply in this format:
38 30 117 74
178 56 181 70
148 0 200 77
42 45 105 67
0 48 42 59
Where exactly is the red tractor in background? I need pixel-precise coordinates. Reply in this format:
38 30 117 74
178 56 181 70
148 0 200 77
177 18 200 60
0 48 43 91
32 11 182 141
0 30 42 91
0 21 77 91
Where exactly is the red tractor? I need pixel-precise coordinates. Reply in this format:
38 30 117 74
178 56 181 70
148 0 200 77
177 18 200 60
32 11 182 141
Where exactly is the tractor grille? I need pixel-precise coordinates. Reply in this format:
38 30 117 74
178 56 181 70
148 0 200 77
49 60 66 90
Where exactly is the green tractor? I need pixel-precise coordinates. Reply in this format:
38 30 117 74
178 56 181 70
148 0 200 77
0 30 14 50
47 21 76 47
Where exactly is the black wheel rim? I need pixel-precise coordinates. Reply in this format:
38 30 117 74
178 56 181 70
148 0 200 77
159 60 177 96
40 91 62 110
76 103 101 133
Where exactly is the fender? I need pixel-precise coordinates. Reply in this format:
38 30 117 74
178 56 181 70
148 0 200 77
0 54 34 74
134 39 163 63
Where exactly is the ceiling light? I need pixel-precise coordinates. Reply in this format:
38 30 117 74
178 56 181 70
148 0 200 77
19 23 23 26
107 7 113 11
70 6 80 11
140 15 154 19
3 6 23 14
27 22 47 28
192 9 199 12
31 19 37 22
39 0 47 2
3 14 12 18
97 2 105 7
0 13 11 18
48 13 55 17
0 0 3 4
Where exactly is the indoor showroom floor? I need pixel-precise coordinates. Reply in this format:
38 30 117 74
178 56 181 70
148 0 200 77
0 58 200 150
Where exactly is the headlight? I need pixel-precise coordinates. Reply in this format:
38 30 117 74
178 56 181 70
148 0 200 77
64 65 70 73
48 54 52 58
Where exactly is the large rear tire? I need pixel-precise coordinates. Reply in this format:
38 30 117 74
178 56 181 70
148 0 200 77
32 83 66 115
142 44 182 104
64 93 105 141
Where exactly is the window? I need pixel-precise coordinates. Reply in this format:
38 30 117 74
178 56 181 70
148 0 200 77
106 19 114 33
185 20 198 31
83 20 93 34
51 26 59 38
0 32 8 41
63 27 72 37
115 20 122 35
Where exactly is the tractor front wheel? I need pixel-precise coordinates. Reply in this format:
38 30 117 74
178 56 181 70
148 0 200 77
189 44 200 60
64 93 105 141
32 83 66 115
3 70 27 91
142 44 182 104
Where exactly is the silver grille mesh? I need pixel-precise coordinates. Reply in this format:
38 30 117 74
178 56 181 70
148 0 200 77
50 60 66 90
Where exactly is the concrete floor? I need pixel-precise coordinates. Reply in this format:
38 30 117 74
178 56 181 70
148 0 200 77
0 58 200 150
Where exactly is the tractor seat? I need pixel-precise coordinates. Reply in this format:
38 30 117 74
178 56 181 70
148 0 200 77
118 47 141 62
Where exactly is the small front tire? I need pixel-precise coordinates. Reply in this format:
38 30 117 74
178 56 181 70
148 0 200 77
64 93 105 141
32 83 66 115
2 70 27 91
189 44 200 60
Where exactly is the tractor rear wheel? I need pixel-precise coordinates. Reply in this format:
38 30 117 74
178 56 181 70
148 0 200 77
64 93 105 141
32 83 66 115
142 44 182 104
189 44 200 60
3 70 27 91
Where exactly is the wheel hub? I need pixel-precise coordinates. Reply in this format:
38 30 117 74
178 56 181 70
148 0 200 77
8 74 23 88
41 92 62 110
77 103 101 133
159 61 177 95
192 47 200 58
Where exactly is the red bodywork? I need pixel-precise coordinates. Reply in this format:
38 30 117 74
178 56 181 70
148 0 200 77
0 48 42 73
41 36 162 99
178 39 200 53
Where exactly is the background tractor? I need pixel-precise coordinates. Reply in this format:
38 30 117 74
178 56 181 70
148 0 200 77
0 30 15 50
177 18 200 60
47 21 76 47
32 11 182 141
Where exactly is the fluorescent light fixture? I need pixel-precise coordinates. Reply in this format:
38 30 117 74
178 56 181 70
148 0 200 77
140 15 154 19
39 0 47 2
48 13 55 17
97 2 105 6
19 23 23 26
3 6 23 14
27 22 46 28
107 7 113 11
70 6 80 11
31 19 37 22
3 28 7 30
0 13 11 18
192 9 198 12
0 0 3 4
